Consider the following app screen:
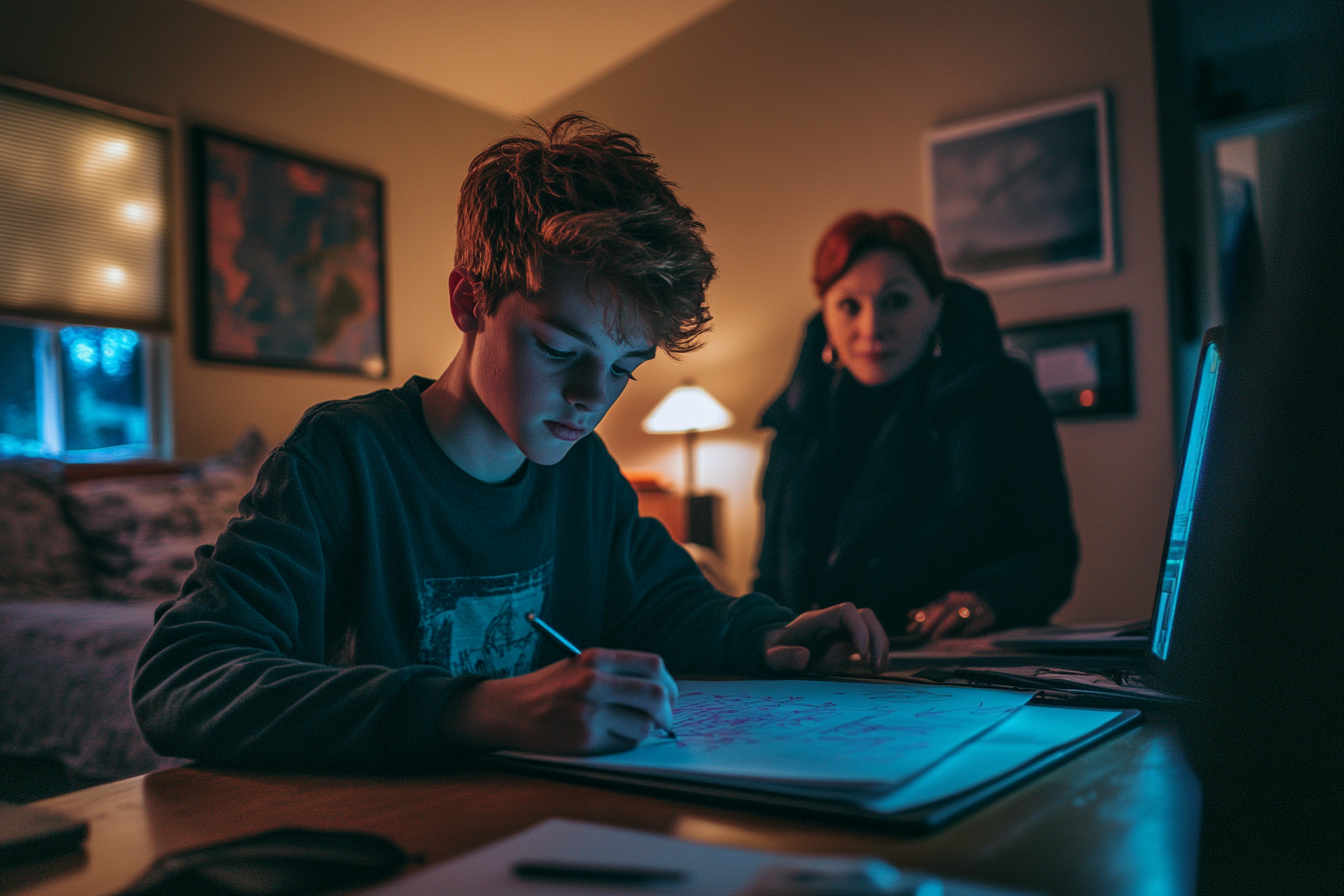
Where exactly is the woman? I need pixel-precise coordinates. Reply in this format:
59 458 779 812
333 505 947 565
756 211 1078 639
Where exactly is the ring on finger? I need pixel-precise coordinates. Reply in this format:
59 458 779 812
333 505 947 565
957 606 972 620
914 610 927 623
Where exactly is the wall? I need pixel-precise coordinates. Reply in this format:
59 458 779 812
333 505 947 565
0 0 508 459
543 0 1174 622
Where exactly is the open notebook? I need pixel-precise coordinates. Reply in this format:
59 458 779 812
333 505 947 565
495 678 1137 832
993 326 1226 657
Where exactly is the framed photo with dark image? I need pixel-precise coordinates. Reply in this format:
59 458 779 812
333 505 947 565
192 126 387 376
1002 310 1133 418
924 90 1116 291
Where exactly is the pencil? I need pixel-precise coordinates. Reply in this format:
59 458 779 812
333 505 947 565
525 613 677 739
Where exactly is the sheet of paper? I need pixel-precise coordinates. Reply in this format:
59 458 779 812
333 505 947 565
363 818 1040 896
504 679 1032 793
859 705 1124 813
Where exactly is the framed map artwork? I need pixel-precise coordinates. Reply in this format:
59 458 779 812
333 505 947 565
923 90 1115 291
192 126 387 376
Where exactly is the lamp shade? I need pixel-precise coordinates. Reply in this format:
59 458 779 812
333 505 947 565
641 384 734 434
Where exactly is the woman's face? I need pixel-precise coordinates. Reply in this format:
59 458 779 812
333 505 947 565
820 248 942 386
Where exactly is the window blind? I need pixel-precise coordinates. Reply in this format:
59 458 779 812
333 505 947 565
0 82 170 330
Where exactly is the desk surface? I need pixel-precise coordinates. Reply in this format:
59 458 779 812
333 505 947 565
1 724 1199 896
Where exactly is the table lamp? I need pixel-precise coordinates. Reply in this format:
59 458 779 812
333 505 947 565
641 382 733 549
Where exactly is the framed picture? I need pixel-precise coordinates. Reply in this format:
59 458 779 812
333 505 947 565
192 126 387 376
1002 310 1133 418
924 90 1115 291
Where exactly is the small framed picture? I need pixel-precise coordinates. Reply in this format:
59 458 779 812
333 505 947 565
192 126 387 377
1002 310 1133 418
924 90 1115 291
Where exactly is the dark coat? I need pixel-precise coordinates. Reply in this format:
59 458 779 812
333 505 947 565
755 280 1079 630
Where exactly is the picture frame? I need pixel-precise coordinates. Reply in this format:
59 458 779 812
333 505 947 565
192 126 387 377
1001 309 1133 418
923 90 1115 291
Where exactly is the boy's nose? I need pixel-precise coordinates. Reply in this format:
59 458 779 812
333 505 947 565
563 363 607 412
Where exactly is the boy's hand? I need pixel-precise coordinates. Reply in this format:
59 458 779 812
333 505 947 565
441 649 678 754
762 602 890 675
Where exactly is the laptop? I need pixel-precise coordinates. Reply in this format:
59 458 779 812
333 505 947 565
992 326 1226 658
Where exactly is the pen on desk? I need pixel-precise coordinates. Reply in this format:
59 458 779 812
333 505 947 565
512 860 686 885
525 612 677 739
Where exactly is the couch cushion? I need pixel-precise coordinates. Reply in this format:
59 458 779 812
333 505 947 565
0 462 95 602
66 429 268 602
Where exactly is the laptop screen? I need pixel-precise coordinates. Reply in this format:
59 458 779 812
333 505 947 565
1149 329 1223 661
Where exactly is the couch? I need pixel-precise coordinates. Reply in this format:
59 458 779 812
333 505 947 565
0 431 266 783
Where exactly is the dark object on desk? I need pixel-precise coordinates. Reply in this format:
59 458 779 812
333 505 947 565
513 860 686 885
114 827 407 896
0 800 87 867
1163 81 1343 894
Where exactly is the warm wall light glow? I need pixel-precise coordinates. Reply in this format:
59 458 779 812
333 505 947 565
1079 389 1096 407
102 265 127 287
122 202 153 225
99 138 132 161
642 384 733 434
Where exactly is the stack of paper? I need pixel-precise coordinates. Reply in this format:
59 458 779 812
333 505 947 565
500 679 1133 823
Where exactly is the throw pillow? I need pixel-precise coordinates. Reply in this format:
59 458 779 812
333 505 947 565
66 429 269 602
0 462 95 601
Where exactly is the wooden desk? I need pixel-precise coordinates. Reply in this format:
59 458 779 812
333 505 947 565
1 724 1198 896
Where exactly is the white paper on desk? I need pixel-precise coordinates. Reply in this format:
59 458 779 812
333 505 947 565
363 817 1040 896
503 680 1032 794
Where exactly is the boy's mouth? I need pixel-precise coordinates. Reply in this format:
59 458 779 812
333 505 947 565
544 420 588 441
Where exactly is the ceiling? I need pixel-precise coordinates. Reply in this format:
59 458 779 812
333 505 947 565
188 0 734 119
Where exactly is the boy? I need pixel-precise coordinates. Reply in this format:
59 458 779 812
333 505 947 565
133 115 888 772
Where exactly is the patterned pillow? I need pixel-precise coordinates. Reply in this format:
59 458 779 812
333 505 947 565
66 430 269 602
0 462 95 601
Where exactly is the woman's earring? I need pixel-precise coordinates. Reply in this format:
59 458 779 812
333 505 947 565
821 344 835 366
931 330 943 359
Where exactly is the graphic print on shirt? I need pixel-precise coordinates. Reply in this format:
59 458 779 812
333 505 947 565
418 559 550 677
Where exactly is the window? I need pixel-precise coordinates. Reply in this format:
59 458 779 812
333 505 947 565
0 319 167 460
0 76 172 461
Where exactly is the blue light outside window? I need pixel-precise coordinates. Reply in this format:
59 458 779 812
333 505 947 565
0 321 152 461
1151 343 1221 660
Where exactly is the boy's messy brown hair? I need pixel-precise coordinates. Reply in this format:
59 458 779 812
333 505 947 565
455 114 715 355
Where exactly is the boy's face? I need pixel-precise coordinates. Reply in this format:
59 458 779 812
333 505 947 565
467 265 657 466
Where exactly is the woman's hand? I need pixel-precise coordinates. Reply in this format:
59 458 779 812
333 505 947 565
763 602 890 674
440 648 678 754
906 591 996 640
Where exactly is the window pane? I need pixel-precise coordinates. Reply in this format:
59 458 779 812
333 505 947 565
59 325 148 458
0 321 41 456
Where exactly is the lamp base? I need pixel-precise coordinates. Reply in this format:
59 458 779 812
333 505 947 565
685 494 719 552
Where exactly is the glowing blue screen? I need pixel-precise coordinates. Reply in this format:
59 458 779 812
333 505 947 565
1151 342 1221 660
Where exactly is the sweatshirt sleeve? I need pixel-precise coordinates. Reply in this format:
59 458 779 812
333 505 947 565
131 448 472 773
595 461 793 675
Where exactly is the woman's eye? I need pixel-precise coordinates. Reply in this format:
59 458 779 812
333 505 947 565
838 299 860 316
880 293 910 311
612 366 637 381
536 340 573 361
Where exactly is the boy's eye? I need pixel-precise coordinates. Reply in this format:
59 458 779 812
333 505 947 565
612 365 637 382
535 339 574 361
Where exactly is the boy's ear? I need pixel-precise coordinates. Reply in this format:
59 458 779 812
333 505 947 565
449 267 484 333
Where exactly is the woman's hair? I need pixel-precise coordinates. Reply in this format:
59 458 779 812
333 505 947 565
812 211 945 299
455 113 715 355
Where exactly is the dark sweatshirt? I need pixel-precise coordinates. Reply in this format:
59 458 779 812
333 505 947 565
133 377 792 772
